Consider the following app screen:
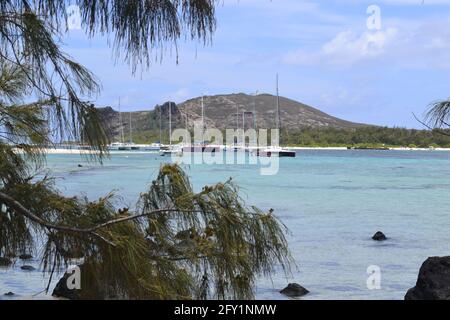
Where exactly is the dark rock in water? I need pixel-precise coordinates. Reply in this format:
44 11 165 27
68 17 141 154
372 231 387 241
4 292 14 296
53 269 82 300
21 265 36 271
280 283 309 297
78 164 83 168
53 265 116 299
0 257 12 266
405 256 450 300
18 254 32 260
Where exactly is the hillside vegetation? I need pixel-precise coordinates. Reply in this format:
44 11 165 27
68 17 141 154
97 94 450 148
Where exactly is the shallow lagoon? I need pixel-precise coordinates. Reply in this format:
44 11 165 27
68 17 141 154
1 149 450 300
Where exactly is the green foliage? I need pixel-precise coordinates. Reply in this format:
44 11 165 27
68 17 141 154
0 55 291 299
139 165 292 299
280 126 450 148
0 0 217 155
128 125 450 148
0 0 292 300
0 149 292 299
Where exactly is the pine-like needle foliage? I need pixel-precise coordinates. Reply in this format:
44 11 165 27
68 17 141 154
0 58 292 299
426 100 450 130
0 1 293 300
139 164 292 299
0 156 292 299
1 0 217 155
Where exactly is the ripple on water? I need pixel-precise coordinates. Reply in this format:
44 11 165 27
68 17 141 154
319 261 341 268
324 285 363 292
383 264 406 270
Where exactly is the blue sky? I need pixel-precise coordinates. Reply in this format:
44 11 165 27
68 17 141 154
63 0 450 128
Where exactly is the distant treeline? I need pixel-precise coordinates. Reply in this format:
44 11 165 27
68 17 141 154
127 126 450 148
281 127 450 148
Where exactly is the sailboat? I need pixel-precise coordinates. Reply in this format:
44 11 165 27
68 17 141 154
160 101 182 156
108 98 130 151
127 112 140 150
255 75 296 158
108 98 161 152
182 95 220 154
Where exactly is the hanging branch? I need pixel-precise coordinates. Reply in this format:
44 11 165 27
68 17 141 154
412 113 450 137
0 190 205 246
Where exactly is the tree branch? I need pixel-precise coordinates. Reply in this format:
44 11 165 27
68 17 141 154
412 112 450 137
0 191 202 247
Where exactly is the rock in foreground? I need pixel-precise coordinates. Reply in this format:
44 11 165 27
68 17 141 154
20 265 36 271
405 256 450 300
280 283 309 297
372 231 387 241
52 271 80 300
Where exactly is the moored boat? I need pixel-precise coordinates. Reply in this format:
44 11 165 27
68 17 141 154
253 147 296 157
159 145 183 157
182 145 221 153
256 74 296 158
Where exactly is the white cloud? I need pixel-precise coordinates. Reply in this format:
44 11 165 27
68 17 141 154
324 28 398 60
60 0 450 127
282 14 450 70
283 28 398 66
171 88 191 102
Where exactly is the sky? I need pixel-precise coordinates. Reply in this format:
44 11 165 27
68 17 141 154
63 0 450 128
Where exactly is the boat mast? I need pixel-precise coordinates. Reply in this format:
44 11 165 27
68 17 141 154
277 73 281 145
235 103 239 146
119 97 124 144
185 112 189 145
169 101 172 147
201 95 205 144
236 104 239 130
129 111 132 144
253 90 258 130
159 104 162 144
242 111 246 147
276 74 280 132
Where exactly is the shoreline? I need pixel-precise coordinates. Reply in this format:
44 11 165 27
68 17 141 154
12 147 450 155
286 147 450 151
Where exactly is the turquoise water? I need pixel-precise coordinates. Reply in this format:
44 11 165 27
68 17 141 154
2 150 450 300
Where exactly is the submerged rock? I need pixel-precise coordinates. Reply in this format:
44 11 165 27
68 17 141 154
0 257 12 266
53 265 111 299
20 265 36 271
19 254 33 260
280 283 309 297
52 271 80 300
4 292 14 296
405 256 450 300
372 231 387 241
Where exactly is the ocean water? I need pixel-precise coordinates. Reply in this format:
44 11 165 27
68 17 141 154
1 149 450 300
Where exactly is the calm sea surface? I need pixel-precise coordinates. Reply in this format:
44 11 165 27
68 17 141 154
2 150 450 300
